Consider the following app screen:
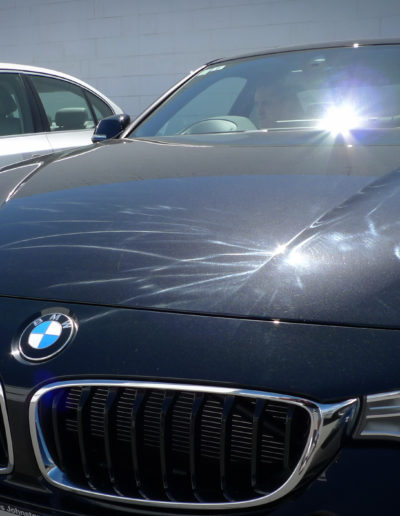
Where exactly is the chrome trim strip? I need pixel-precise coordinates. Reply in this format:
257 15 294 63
355 390 400 441
0 383 14 475
29 380 357 510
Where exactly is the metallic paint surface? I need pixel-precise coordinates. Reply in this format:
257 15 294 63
0 295 396 514
1 41 400 516
1 137 400 328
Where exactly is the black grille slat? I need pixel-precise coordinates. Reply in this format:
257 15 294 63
251 399 266 490
76 387 94 488
189 393 204 500
171 392 193 455
56 387 84 482
283 406 294 473
220 396 234 500
90 388 109 438
51 389 67 472
102 388 121 494
200 399 222 460
65 387 81 432
37 384 311 505
116 388 137 442
143 391 164 448
130 390 146 495
231 413 253 461
160 391 176 497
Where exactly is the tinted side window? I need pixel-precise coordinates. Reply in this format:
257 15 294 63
0 73 34 136
85 90 113 121
29 75 95 131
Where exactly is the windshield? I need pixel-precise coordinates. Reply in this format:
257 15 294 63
130 44 400 138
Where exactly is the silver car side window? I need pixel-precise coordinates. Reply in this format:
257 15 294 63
85 90 113 122
0 73 34 137
29 75 95 132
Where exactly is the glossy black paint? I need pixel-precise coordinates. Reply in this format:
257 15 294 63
92 114 131 142
0 296 399 515
1 136 400 328
0 446 397 516
1 44 400 516
0 445 397 516
2 298 400 402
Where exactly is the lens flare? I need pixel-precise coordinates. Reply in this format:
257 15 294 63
318 104 361 134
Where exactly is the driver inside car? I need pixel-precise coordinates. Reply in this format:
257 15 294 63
254 83 303 129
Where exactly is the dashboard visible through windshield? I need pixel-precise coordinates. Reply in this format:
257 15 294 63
130 44 400 140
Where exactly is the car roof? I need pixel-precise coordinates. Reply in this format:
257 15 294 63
206 38 400 65
0 62 122 113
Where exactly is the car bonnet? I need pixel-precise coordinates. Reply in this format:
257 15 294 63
0 137 399 328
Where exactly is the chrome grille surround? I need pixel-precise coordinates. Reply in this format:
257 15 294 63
29 380 357 510
0 383 14 474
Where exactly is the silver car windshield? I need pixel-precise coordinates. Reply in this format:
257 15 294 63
130 44 400 138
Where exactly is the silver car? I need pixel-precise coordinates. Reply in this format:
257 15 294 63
0 63 122 167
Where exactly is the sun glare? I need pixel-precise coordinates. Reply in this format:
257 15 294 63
318 104 362 134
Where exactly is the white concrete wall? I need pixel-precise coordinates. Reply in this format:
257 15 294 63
1 0 400 117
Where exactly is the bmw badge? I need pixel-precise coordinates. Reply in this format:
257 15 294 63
17 311 77 362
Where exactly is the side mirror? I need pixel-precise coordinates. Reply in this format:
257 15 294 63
92 114 131 143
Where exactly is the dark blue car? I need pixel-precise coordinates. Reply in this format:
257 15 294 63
0 40 399 515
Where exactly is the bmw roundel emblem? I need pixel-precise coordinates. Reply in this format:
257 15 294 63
17 312 77 362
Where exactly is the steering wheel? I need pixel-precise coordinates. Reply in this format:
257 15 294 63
179 116 257 135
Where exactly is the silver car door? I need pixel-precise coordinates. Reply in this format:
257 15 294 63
43 127 94 154
0 133 52 168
